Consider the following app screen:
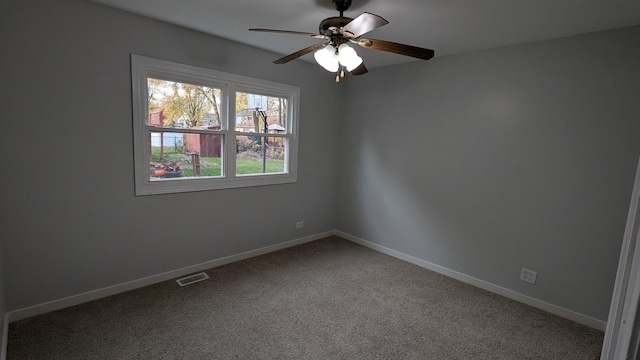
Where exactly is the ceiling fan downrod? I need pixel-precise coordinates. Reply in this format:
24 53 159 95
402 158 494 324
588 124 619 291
333 0 351 17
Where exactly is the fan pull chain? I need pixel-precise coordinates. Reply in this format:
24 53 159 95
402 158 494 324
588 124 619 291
335 66 346 83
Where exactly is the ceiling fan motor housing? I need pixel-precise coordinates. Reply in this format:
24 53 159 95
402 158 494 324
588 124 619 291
319 16 354 37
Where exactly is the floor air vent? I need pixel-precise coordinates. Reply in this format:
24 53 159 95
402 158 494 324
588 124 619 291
176 272 209 287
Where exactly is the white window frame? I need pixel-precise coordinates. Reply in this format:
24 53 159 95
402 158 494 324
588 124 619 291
131 54 299 196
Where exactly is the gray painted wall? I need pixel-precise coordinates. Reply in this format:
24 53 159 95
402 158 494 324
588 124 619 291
337 26 640 321
0 0 341 310
2 0 639 325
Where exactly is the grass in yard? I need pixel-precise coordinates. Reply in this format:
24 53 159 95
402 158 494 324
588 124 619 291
235 158 284 175
151 147 284 177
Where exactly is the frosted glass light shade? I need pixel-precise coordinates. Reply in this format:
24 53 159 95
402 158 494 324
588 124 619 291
314 45 339 72
338 43 363 71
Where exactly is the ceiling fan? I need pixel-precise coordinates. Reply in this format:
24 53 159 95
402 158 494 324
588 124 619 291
249 0 435 82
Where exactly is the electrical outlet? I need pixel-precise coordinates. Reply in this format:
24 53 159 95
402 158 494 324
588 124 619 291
296 221 304 229
520 268 537 284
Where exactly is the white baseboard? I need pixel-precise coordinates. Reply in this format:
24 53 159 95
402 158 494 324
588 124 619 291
336 230 607 331
6 231 333 324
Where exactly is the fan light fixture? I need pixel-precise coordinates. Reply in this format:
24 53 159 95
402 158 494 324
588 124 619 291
338 44 363 71
314 44 339 72
314 43 363 82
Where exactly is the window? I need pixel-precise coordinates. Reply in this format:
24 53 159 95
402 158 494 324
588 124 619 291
131 55 299 195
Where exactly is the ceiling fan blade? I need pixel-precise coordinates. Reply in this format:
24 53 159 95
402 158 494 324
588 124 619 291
249 28 327 40
342 12 388 38
350 62 368 76
274 43 326 64
357 38 435 61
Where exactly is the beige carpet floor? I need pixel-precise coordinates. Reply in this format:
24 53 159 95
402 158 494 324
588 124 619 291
7 236 604 359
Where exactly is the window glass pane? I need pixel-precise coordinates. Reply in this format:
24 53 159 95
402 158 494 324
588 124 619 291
235 92 288 133
148 78 222 130
150 132 223 180
236 135 286 176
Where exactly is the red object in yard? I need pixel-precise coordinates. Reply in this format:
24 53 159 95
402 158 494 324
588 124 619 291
153 169 166 177
185 126 221 157
149 110 163 126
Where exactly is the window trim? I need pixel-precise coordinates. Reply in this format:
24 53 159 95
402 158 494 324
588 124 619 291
131 54 299 195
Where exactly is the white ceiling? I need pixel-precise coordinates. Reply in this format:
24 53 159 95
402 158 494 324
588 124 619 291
89 0 640 69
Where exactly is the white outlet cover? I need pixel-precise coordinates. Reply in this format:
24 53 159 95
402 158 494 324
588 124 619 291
520 268 537 284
